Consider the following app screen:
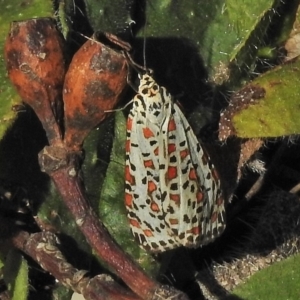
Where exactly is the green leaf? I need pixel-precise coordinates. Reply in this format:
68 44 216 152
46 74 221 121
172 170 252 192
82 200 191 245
0 0 53 139
140 0 281 83
3 250 29 300
232 253 300 300
232 57 300 138
0 252 5 269
83 0 134 34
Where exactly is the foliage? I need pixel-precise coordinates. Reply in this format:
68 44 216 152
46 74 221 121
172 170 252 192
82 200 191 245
1 0 300 299
232 253 300 300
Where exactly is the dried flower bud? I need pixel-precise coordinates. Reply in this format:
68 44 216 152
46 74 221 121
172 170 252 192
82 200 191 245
5 18 66 145
63 33 129 150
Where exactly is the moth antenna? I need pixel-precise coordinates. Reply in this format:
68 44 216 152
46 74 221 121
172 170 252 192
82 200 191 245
124 51 147 73
142 27 147 70
142 6 148 70
78 32 95 42
124 3 149 74
126 66 138 93
72 0 76 13
78 32 132 56
105 100 134 113
72 0 84 15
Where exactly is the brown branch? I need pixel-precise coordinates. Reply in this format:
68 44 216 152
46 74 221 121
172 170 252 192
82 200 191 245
51 167 156 299
11 230 141 300
38 146 189 300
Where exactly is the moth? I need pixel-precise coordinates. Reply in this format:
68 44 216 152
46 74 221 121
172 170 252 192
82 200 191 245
124 72 225 252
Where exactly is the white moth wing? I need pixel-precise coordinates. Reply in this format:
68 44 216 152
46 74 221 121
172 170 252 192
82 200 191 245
125 73 226 252
173 104 226 246
125 82 181 252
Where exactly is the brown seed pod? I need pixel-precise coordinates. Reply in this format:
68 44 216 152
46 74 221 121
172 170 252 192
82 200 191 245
63 33 130 150
5 18 66 145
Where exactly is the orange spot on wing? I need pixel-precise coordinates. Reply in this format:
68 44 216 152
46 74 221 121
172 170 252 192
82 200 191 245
217 196 224 206
201 152 208 165
125 139 130 152
169 218 179 225
143 127 154 139
127 117 133 131
180 149 189 160
211 212 217 223
149 89 157 97
168 119 176 131
170 194 180 205
143 229 154 237
189 168 197 180
144 159 154 169
129 219 141 228
125 193 133 207
187 226 201 235
168 143 176 154
154 147 159 156
150 201 160 212
211 168 220 181
125 165 134 185
196 191 204 202
148 181 157 193
167 166 177 180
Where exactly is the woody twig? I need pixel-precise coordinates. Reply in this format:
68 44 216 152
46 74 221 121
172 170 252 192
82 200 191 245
11 230 140 300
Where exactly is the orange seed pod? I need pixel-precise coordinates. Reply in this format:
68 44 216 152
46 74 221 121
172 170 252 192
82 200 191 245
4 18 66 145
63 33 130 150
